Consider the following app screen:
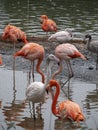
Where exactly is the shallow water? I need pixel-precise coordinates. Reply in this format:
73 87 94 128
0 67 98 130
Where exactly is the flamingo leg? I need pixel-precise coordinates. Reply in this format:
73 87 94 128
32 61 35 82
36 103 42 119
13 42 16 80
61 60 73 88
29 101 33 118
39 103 42 119
29 61 35 82
32 102 36 119
96 54 98 70
66 60 74 78
29 62 32 83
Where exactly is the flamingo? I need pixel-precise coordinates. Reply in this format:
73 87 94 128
40 15 57 35
14 42 45 83
26 54 60 118
51 43 87 86
47 79 85 125
2 24 28 52
48 28 73 43
0 55 2 65
83 34 98 70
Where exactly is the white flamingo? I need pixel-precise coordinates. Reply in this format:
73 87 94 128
25 54 60 118
48 28 73 43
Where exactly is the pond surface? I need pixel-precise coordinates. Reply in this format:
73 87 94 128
0 0 98 38
0 0 98 130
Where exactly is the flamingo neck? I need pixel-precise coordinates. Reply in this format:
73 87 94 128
52 62 62 79
23 39 28 44
45 60 52 85
36 58 45 83
49 80 60 116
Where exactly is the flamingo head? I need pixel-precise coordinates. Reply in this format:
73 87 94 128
83 34 92 43
46 54 60 66
40 15 48 23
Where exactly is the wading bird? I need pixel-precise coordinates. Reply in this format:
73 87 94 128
2 24 28 51
83 34 98 70
26 54 60 118
14 42 45 83
40 15 57 35
48 28 73 43
52 43 87 86
47 79 85 125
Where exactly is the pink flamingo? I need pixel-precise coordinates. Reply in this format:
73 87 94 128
2 24 28 52
40 15 57 35
52 43 87 86
14 42 45 83
47 79 85 125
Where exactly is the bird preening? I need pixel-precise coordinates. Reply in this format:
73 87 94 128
2 24 28 50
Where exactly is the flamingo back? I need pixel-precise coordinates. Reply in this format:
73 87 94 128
55 43 86 60
14 42 45 61
58 100 85 122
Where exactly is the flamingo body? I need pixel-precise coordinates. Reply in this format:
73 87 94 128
40 15 57 32
48 80 85 123
55 43 86 60
2 24 28 44
26 82 45 103
58 100 84 122
14 42 45 83
48 29 73 43
14 42 45 61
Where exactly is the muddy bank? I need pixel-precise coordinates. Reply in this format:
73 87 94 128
0 36 98 83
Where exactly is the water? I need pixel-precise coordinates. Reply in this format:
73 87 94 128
0 68 98 130
0 0 98 38
0 0 98 130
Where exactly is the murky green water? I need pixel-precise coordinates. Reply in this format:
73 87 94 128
0 0 98 38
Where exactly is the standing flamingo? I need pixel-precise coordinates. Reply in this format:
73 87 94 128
40 15 57 35
14 42 45 83
51 43 87 86
83 34 98 70
26 54 60 118
47 79 85 125
2 24 28 52
48 28 73 43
